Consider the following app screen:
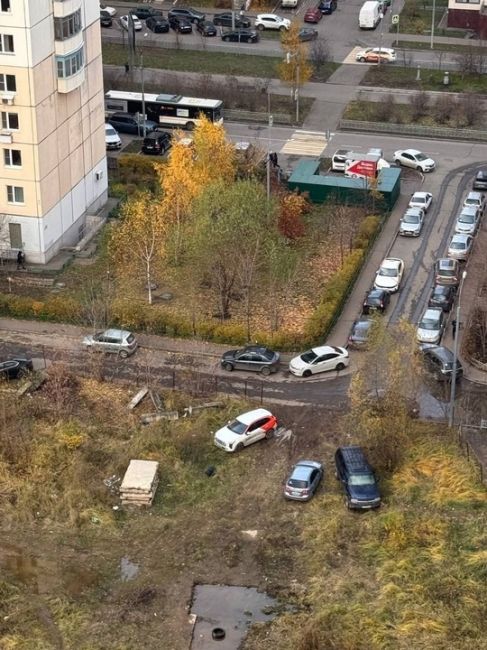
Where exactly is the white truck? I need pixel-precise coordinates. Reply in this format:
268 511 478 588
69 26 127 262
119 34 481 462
344 154 390 179
359 0 381 29
332 148 385 173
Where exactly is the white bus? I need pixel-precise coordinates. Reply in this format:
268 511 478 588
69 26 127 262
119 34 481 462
104 90 223 130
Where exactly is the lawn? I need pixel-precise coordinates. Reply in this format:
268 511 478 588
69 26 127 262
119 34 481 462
397 39 487 53
361 65 487 93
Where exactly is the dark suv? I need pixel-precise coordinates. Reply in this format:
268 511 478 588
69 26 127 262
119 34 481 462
420 345 463 382
108 112 158 136
473 170 487 191
335 446 381 510
129 7 163 19
168 7 205 23
142 132 171 155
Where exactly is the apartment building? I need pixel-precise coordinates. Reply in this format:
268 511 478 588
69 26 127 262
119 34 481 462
447 0 487 38
0 0 107 263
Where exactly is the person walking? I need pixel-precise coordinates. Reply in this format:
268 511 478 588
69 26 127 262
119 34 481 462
16 250 26 270
451 319 457 337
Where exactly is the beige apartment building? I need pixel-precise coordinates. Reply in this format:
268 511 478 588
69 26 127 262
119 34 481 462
0 0 107 263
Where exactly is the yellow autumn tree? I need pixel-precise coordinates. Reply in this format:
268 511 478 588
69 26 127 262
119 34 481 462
109 192 168 305
278 23 313 115
192 116 236 186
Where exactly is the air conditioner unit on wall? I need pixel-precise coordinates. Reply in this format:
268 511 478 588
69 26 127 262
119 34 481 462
1 97 13 106
95 170 103 181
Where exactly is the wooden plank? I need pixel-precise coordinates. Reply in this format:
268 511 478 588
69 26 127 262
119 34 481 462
127 387 149 411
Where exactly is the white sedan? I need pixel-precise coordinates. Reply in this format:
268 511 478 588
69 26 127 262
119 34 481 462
447 234 473 261
289 345 349 378
120 14 142 31
374 257 404 293
213 408 278 452
255 14 290 30
394 149 435 173
100 3 116 16
409 191 433 212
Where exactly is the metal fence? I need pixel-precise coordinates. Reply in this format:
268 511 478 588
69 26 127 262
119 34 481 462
339 119 487 142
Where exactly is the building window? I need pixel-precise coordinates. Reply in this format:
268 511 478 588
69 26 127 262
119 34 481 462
0 34 14 53
4 149 21 166
56 46 84 78
1 112 18 130
0 0 11 13
7 185 24 204
54 10 82 41
0 74 15 91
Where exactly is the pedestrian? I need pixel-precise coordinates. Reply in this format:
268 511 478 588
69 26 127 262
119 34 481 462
124 62 129 74
451 319 457 337
16 250 26 270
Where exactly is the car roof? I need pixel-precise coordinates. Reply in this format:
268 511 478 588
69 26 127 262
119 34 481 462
459 206 478 213
243 345 272 353
381 257 402 268
236 408 272 424
103 328 132 337
432 283 451 292
437 258 457 268
411 191 430 199
422 345 454 363
258 13 282 18
367 288 385 297
465 191 482 199
451 233 471 242
402 149 421 155
422 308 442 319
311 345 345 355
290 463 317 481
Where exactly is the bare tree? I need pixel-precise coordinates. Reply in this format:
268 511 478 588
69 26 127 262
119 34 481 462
309 39 330 74
374 93 396 122
457 92 479 127
409 91 429 121
434 94 457 124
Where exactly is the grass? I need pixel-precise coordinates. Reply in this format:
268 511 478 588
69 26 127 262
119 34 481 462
397 39 486 53
389 0 450 35
361 65 487 93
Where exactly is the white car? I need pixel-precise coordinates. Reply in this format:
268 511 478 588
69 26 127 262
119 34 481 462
105 123 121 150
355 47 397 63
463 191 485 215
213 408 278 452
455 206 480 235
394 149 435 173
120 14 142 31
409 191 432 212
374 257 404 293
416 308 445 344
289 345 349 378
447 233 473 261
255 14 290 31
399 208 424 237
100 3 116 16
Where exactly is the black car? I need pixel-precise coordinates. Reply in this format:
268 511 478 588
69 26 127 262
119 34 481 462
335 446 381 510
221 29 259 43
196 20 217 36
473 170 487 191
213 12 251 28
348 318 373 349
420 345 462 382
0 357 33 380
168 7 205 23
100 10 112 27
129 6 163 20
298 27 318 42
142 132 171 155
319 0 337 13
168 15 192 32
221 345 280 375
146 16 169 33
428 284 455 312
362 288 390 315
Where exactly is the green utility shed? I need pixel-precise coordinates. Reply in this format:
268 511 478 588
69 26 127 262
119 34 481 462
287 159 401 210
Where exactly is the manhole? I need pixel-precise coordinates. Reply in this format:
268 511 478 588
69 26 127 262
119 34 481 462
212 628 225 640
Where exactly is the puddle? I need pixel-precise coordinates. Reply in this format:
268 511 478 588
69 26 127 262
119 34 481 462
190 584 279 649
120 557 139 582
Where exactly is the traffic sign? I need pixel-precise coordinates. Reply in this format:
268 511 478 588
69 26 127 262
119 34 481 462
392 14 399 24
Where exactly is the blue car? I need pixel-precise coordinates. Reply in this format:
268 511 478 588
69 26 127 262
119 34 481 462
319 0 337 14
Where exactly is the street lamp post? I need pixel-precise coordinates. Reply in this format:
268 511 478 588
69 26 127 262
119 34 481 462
139 52 146 138
378 10 385 66
430 0 436 49
266 112 273 200
448 270 467 428
286 52 300 124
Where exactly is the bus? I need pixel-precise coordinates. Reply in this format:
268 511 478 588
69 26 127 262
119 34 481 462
104 90 223 130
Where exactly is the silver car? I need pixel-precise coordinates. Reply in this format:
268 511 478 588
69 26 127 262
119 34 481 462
454 206 480 235
416 308 445 344
447 234 473 261
463 191 485 215
399 208 424 236
284 460 323 501
82 328 138 357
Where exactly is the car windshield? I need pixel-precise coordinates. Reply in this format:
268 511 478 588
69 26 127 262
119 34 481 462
301 350 318 363
379 266 397 277
106 127 117 136
433 289 447 300
288 479 308 488
367 297 381 305
127 334 135 343
354 322 371 336
349 473 375 486
458 214 474 223
227 419 247 435
415 153 427 161
420 317 439 330
450 241 465 250
403 214 419 224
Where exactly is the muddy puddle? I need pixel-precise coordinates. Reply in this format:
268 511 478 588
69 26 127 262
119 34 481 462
190 584 279 649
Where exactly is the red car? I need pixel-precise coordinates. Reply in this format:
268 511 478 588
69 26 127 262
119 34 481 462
303 6 322 23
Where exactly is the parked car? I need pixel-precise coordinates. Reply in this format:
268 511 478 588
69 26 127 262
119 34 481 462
142 132 171 155
298 27 318 41
196 20 217 36
168 7 205 23
335 446 381 510
120 14 142 30
393 149 435 172
319 0 337 13
420 344 463 382
428 284 455 312
374 257 404 293
105 123 122 150
362 288 390 314
100 3 116 17
448 233 473 261
108 112 158 135
304 7 322 23
434 258 460 286
213 408 278 452
146 16 170 33
463 191 486 215
82 329 138 358
255 14 291 31
399 208 424 237
213 12 251 28
289 345 349 377
220 345 280 375
100 10 113 27
348 318 374 349
416 308 445 344
221 28 259 42
129 6 163 19
355 47 396 63
169 15 192 32
454 206 481 236
284 460 323 501
0 357 33 380
409 191 432 212
473 170 487 191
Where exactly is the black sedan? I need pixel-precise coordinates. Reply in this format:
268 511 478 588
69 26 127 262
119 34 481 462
362 288 390 315
213 12 251 28
130 7 163 19
0 357 33 380
196 20 217 36
146 16 169 33
298 27 318 41
100 10 112 27
168 15 192 33
428 284 455 312
168 7 205 23
221 29 259 43
221 346 280 375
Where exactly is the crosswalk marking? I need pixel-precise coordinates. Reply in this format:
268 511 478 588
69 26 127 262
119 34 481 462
280 130 328 157
343 47 366 65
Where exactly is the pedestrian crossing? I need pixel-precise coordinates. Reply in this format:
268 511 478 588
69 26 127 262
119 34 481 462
279 130 328 158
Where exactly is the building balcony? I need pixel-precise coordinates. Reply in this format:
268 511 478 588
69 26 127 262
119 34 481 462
57 67 85 94
53 0 82 18
54 30 83 58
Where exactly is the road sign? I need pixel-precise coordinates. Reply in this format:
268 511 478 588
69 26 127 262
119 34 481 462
392 14 399 24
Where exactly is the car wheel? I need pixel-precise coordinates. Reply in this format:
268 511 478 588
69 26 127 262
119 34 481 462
186 121 195 131
359 56 366 62
223 362 234 372
119 350 129 359
336 362 345 371
261 366 271 376
257 24 264 30
235 442 244 452
394 158 401 165
279 25 286 31
416 165 423 172
265 428 274 440
302 369 312 378
223 35 230 41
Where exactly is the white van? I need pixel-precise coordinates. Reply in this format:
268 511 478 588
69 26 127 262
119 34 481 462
359 1 381 29
281 0 298 7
